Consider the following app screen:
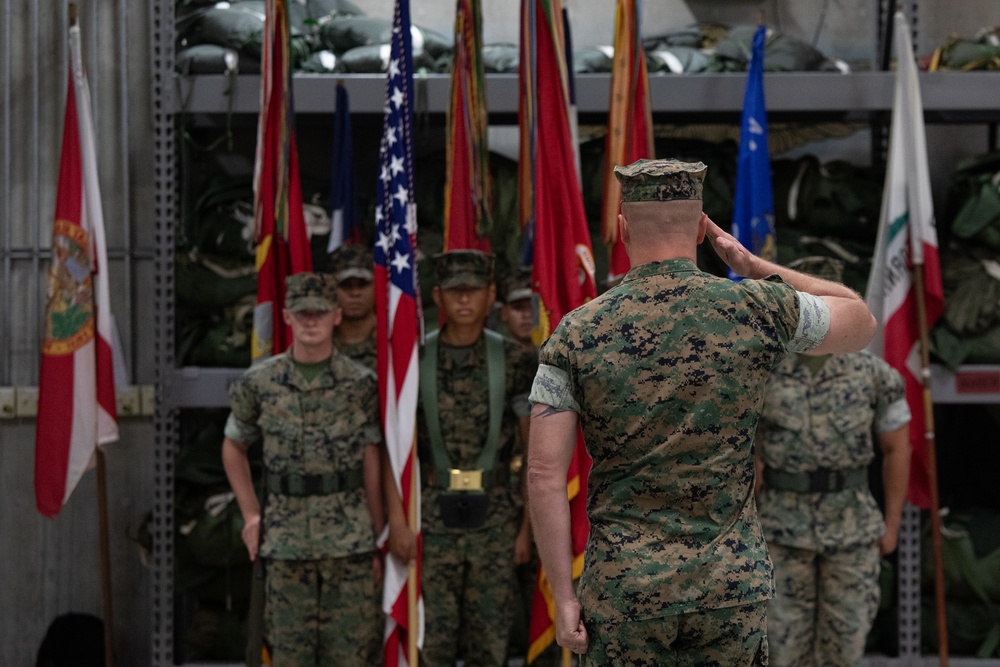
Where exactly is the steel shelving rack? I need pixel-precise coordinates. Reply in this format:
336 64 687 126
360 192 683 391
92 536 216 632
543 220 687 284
150 6 1000 666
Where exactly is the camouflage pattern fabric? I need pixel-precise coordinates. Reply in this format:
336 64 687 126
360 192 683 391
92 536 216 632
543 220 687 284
613 158 707 202
767 542 880 667
755 352 910 551
582 602 769 667
284 272 338 311
418 334 536 533
329 244 374 283
421 520 518 666
334 329 377 373
434 249 495 289
532 258 813 625
265 553 382 666
225 350 382 560
417 332 536 663
501 267 533 304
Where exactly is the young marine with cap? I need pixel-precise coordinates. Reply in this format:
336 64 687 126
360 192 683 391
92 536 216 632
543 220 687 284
499 267 536 351
526 159 878 665
383 250 537 666
329 244 377 371
754 256 911 667
221 272 385 666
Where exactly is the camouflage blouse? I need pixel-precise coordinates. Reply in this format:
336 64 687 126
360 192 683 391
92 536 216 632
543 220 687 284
755 352 910 550
532 258 825 623
335 329 377 373
417 331 537 534
225 350 382 560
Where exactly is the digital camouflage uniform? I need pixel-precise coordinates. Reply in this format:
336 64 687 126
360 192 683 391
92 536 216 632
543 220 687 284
334 329 377 372
529 159 832 666
419 251 537 667
330 245 377 372
225 272 383 667
756 352 910 667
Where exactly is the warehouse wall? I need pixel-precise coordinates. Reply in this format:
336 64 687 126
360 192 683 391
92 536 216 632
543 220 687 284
0 0 156 664
2 0 1000 664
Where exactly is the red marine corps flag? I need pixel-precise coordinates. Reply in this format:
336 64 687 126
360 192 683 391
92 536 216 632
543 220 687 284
252 0 313 362
35 16 119 518
519 0 597 662
443 0 492 253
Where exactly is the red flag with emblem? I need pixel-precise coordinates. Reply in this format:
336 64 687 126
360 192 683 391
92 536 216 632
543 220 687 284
35 19 119 517
601 0 653 285
519 0 597 661
251 0 313 362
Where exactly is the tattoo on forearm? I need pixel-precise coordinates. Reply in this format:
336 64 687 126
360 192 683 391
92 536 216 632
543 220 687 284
533 405 563 418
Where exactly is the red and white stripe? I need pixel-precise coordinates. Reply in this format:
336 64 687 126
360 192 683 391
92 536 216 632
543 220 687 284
35 23 118 518
865 11 943 509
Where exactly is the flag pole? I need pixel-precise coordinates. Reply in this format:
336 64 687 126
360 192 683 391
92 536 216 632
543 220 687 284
408 444 419 666
71 5 117 661
96 446 117 667
913 261 949 666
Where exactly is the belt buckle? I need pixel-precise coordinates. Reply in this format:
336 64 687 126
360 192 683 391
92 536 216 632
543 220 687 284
449 469 483 491
809 469 842 492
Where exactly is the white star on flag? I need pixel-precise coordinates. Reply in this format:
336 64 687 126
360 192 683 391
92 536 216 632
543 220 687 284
387 126 398 147
391 87 405 109
390 155 405 176
393 184 408 205
391 251 411 273
388 59 401 78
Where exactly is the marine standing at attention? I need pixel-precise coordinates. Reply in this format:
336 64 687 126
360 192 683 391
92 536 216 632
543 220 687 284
222 272 385 666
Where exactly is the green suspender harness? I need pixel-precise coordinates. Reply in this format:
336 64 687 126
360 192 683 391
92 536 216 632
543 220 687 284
420 329 506 528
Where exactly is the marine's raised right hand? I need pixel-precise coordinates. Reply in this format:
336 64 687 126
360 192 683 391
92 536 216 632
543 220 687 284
704 215 761 278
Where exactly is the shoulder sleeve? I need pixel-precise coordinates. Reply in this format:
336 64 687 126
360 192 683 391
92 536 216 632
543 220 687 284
228 372 260 428
225 372 261 443
871 356 911 432
223 412 260 444
786 291 831 353
529 364 580 412
531 320 580 412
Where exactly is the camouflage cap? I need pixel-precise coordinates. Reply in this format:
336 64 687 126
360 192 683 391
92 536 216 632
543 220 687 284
788 255 845 283
614 158 707 203
285 272 338 312
434 250 495 289
502 267 532 303
329 244 374 283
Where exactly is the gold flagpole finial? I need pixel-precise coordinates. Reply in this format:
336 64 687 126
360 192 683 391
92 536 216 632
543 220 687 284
69 3 77 26
757 9 766 26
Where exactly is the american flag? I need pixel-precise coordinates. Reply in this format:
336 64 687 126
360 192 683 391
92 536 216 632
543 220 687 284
375 1 423 665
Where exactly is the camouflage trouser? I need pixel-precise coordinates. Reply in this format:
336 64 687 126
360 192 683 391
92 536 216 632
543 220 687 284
767 541 880 667
582 602 768 667
265 553 382 667
421 520 517 667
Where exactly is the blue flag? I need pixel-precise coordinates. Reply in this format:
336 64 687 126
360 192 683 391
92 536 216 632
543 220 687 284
326 81 359 252
729 24 776 280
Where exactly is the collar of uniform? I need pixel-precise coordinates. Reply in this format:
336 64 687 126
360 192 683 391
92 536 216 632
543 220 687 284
279 348 341 390
621 258 698 284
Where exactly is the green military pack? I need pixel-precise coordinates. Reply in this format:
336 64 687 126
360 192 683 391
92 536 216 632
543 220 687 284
921 512 1000 657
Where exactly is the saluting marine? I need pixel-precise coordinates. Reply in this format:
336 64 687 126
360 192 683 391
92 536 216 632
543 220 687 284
527 158 878 666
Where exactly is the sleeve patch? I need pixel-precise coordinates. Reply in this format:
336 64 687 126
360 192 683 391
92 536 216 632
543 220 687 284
529 364 580 413
787 292 831 353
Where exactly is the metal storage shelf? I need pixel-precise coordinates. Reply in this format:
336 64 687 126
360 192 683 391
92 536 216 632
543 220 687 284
174 71 1000 117
152 8 1000 666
